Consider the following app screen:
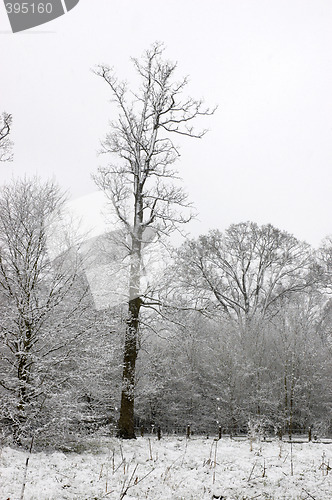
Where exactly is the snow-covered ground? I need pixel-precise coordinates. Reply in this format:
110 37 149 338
1 436 331 499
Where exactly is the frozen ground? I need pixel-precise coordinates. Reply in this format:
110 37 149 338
0 436 331 499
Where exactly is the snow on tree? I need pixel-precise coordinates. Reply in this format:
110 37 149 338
0 112 13 162
93 42 214 438
0 178 90 444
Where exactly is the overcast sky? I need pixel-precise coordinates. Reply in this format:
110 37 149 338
1 0 331 248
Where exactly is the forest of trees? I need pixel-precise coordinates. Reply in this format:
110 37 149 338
0 45 331 447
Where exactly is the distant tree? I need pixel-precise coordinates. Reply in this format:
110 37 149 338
176 222 314 332
94 42 214 438
0 112 13 162
0 178 88 444
132 226 331 437
171 223 332 436
318 235 332 294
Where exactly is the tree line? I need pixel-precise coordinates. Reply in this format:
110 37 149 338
0 43 331 446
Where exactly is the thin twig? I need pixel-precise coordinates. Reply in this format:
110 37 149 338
180 438 188 466
148 438 153 460
20 435 35 500
302 488 317 500
247 460 257 482
290 440 294 476
213 439 218 484
119 464 138 499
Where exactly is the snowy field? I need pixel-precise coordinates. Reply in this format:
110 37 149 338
0 436 331 499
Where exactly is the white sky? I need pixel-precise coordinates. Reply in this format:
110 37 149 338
1 0 331 248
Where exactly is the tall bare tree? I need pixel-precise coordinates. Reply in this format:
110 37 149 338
0 112 13 162
94 43 214 438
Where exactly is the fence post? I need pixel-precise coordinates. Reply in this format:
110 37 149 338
218 425 222 440
186 424 191 439
157 426 161 440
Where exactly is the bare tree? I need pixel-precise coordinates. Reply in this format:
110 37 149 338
0 178 87 444
94 42 214 438
318 235 332 294
0 112 13 162
176 222 314 331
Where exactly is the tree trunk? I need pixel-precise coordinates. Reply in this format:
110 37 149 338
117 218 142 439
14 347 32 445
117 295 141 438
